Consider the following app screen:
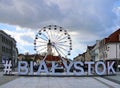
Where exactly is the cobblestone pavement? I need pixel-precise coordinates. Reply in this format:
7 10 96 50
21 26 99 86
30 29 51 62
0 76 120 88
0 69 120 88
103 72 120 84
0 72 19 85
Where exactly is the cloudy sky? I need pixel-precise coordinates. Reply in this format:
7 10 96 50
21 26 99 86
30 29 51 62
0 0 120 59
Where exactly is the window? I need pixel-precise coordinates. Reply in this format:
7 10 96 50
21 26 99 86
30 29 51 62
2 36 5 42
2 46 5 52
119 34 120 41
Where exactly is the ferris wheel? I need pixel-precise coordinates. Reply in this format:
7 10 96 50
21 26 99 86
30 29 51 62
34 25 72 58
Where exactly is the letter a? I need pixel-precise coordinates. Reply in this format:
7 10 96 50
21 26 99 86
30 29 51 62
37 61 48 75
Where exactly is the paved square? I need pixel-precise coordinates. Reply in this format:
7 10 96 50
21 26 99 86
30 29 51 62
0 77 120 88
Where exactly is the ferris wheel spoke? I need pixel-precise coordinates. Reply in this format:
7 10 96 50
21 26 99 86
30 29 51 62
50 29 54 38
57 41 67 44
49 29 55 41
41 33 49 40
35 41 47 43
54 29 62 41
55 45 68 52
53 30 59 41
57 42 70 46
54 32 63 41
46 28 51 39
54 46 66 57
35 44 46 47
55 32 64 42
56 43 70 47
57 36 68 42
53 30 58 39
37 36 47 41
36 47 47 52
45 30 51 40
53 30 58 42
57 46 70 52
49 31 54 41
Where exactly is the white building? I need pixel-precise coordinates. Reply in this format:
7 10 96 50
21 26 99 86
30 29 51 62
99 28 120 65
91 40 100 62
0 30 18 68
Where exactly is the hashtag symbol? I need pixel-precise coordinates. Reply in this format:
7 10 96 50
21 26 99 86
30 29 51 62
3 60 12 74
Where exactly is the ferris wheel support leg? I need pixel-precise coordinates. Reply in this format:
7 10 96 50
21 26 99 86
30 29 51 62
54 46 65 62
43 53 49 61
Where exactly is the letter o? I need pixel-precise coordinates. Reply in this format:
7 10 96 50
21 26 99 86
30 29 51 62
95 61 106 75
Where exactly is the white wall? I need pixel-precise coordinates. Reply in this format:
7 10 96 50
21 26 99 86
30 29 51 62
95 49 99 61
107 43 120 60
93 40 100 61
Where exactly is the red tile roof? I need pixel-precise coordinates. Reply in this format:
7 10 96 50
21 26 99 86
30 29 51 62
104 38 109 44
45 55 61 61
18 54 62 61
101 28 120 44
108 28 120 42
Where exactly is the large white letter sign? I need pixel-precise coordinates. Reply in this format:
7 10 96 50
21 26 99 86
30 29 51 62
74 62 84 75
95 61 106 75
63 61 73 75
85 62 94 75
37 61 48 75
18 61 28 75
107 61 115 74
51 61 63 74
29 61 33 75
16 61 116 76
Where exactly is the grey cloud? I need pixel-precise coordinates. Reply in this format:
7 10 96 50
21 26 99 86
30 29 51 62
0 0 63 28
0 0 119 38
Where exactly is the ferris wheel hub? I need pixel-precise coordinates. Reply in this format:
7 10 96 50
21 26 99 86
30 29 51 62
47 40 51 45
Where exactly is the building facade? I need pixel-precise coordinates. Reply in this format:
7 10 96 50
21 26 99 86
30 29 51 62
0 30 18 68
85 46 94 61
99 29 120 65
91 40 100 62
75 28 120 67
73 54 85 62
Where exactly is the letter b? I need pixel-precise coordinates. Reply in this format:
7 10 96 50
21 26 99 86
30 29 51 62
18 61 28 75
